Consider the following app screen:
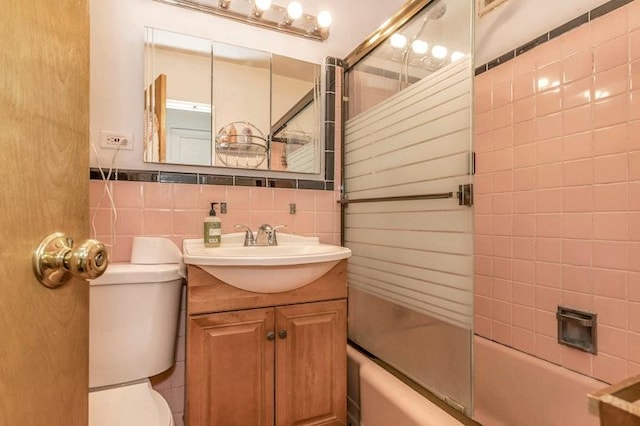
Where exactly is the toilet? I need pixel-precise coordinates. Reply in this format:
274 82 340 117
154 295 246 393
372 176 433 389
88 237 184 426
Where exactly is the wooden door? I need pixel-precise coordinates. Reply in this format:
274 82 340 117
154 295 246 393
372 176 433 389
0 1 90 425
275 300 347 426
144 74 167 162
188 308 275 426
155 74 167 162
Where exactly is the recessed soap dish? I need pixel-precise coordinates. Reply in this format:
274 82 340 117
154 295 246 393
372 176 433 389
556 306 597 354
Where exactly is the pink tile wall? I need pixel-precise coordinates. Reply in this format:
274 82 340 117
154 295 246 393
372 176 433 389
474 0 640 385
89 181 341 262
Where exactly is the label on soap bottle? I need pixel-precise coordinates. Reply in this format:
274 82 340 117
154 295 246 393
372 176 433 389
204 221 221 247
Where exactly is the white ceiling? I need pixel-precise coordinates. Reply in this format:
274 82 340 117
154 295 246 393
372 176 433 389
300 0 409 58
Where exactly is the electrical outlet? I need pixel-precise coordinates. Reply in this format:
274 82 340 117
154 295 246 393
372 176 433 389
100 131 133 150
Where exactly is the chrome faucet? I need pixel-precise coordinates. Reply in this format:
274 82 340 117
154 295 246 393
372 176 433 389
234 224 255 246
236 224 286 246
255 224 282 246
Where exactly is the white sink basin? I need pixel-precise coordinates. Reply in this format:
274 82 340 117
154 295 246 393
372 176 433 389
182 233 351 293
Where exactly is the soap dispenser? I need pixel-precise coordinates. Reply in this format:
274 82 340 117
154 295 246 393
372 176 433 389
204 202 222 247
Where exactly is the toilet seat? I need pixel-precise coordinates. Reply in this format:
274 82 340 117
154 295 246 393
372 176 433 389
89 380 174 426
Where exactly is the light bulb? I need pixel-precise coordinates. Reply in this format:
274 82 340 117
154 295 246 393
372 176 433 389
450 51 465 62
431 44 448 59
390 33 407 49
317 10 332 28
255 0 271 11
287 1 303 20
411 39 429 55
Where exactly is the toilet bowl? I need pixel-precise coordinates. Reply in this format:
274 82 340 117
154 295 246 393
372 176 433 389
89 380 174 426
88 237 184 426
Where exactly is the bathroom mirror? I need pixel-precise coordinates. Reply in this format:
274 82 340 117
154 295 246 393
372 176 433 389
143 27 321 173
143 28 213 165
270 54 320 173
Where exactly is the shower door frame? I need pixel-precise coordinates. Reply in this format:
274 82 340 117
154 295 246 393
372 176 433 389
339 0 475 417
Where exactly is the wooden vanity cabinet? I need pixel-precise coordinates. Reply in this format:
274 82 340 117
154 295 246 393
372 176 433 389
186 260 348 426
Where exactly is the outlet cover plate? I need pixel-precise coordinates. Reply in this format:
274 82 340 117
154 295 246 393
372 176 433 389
100 131 133 150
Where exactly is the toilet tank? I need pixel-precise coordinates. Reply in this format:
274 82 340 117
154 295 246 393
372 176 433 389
89 237 184 389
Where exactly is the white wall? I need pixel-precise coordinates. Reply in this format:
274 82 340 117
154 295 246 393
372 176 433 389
89 0 405 173
155 48 211 104
475 0 611 65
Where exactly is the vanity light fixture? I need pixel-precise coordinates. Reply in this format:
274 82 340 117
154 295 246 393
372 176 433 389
153 0 332 41
431 44 448 59
313 9 332 38
411 39 428 55
317 10 332 29
450 51 465 62
390 33 407 49
253 0 272 17
283 1 303 24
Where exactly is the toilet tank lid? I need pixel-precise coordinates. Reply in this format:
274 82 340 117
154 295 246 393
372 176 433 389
130 237 182 265
90 263 183 286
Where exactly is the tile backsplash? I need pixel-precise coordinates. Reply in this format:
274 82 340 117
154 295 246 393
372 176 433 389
89 180 341 262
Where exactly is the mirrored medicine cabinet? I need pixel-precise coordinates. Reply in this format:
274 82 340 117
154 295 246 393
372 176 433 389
143 27 322 174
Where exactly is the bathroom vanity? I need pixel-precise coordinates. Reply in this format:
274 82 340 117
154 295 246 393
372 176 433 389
185 260 347 426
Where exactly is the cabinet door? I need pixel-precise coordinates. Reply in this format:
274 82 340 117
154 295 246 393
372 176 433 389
188 308 275 426
275 300 347 426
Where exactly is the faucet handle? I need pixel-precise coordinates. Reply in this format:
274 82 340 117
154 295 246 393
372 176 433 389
234 224 255 246
270 224 287 246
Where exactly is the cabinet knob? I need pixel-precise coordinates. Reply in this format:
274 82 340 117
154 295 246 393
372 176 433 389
267 331 275 341
278 329 287 339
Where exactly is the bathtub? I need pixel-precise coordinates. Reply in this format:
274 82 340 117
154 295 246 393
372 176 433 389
348 338 606 426
474 336 604 426
347 345 464 426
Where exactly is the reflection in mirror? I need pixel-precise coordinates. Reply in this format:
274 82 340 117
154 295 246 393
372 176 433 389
144 28 212 165
347 0 469 118
271 55 321 173
213 43 270 170
144 27 323 173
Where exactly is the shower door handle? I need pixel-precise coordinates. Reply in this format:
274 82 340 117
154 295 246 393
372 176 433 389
32 232 108 289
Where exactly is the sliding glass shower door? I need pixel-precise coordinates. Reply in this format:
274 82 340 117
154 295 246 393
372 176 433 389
343 0 474 414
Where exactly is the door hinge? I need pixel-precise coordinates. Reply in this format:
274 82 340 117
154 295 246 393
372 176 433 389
457 183 473 207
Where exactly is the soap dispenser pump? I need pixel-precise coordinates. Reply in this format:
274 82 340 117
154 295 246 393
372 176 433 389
204 202 222 247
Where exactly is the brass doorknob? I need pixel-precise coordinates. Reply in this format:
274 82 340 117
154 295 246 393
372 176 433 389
33 232 109 289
